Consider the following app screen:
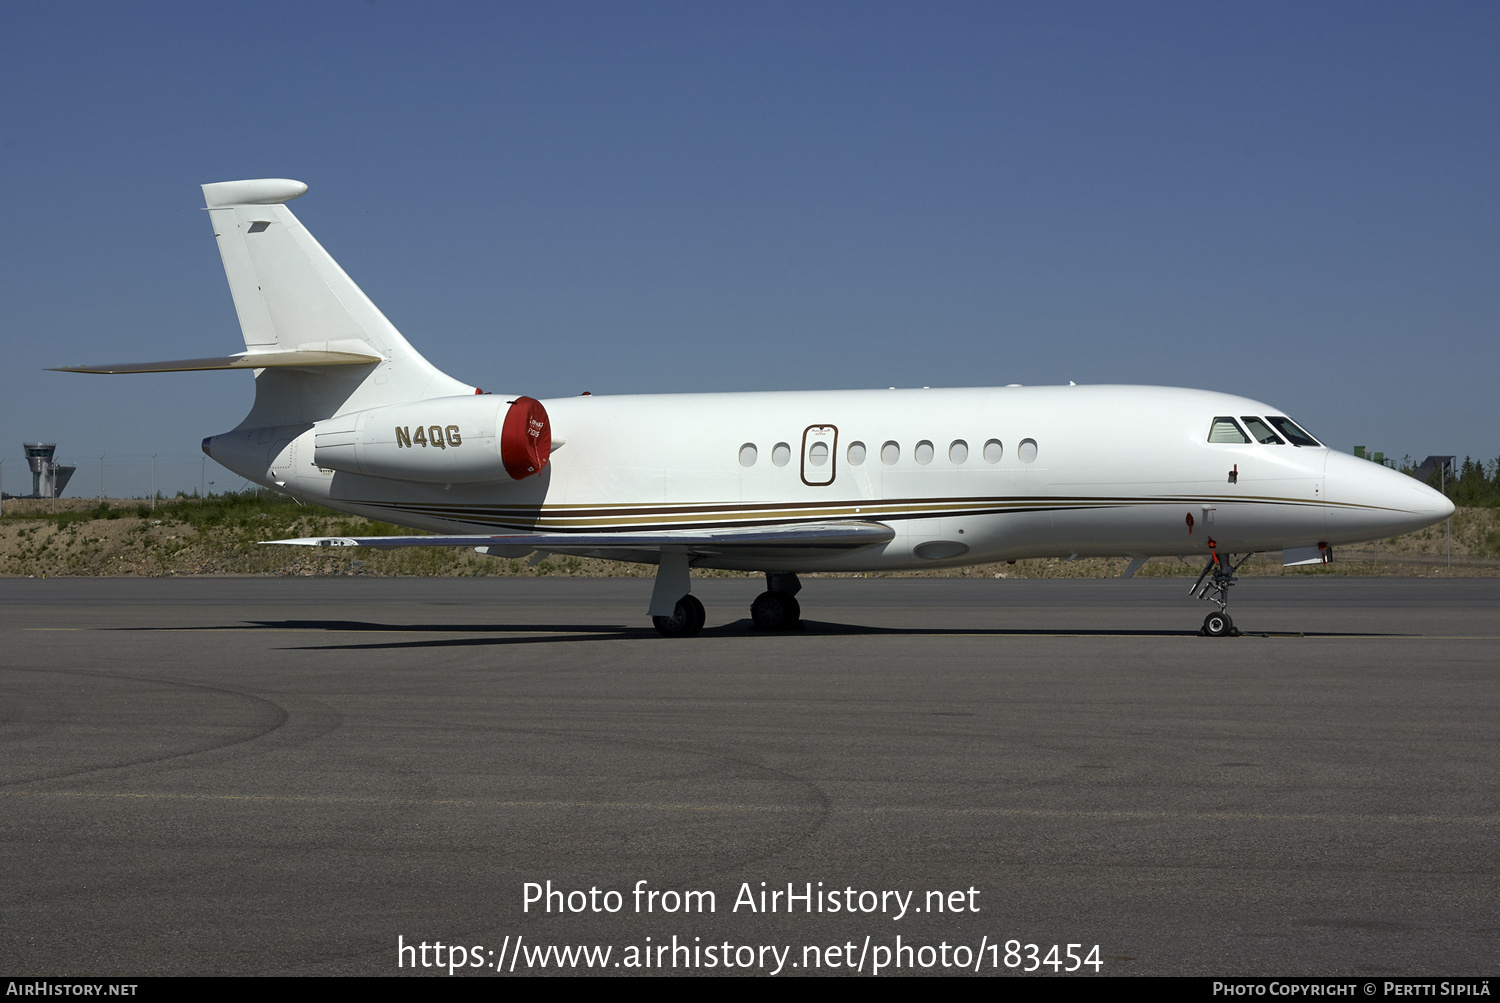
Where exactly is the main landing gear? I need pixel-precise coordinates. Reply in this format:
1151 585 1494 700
650 551 705 638
650 569 805 638
750 572 802 631
652 594 706 638
1191 538 1252 637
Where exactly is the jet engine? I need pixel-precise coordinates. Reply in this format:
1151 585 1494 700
312 395 551 483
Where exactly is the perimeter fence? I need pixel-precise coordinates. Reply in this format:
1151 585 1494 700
0 453 246 506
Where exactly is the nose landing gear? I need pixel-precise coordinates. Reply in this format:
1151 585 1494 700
1192 538 1251 637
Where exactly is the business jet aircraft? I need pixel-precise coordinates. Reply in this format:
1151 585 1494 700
57 179 1454 637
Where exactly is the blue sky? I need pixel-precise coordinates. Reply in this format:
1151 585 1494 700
2 1 1496 496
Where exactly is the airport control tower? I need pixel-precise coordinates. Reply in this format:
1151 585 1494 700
23 443 76 498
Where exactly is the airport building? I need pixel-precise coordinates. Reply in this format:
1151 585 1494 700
18 442 77 498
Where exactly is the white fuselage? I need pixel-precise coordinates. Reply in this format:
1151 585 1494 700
207 383 1452 571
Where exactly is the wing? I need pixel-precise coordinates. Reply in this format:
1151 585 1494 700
264 520 895 562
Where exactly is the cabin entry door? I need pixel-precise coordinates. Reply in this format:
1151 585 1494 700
801 424 838 487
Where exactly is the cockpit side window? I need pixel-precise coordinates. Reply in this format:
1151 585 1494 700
1241 417 1285 445
1207 417 1250 444
1266 416 1321 447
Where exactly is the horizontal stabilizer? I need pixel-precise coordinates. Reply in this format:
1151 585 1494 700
57 179 471 425
51 344 384 374
264 521 896 557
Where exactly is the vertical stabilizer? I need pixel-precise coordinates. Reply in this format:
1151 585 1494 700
202 179 471 426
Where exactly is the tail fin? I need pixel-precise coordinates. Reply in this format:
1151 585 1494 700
202 179 471 426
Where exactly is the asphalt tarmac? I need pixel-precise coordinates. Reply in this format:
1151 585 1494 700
1 576 1496 977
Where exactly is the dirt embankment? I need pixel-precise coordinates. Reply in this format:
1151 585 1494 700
1 497 1495 579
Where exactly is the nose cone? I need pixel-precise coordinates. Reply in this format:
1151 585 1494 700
1324 451 1454 543
1416 479 1457 521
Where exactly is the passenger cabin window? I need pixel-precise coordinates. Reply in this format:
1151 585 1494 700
983 439 1003 463
1267 416 1321 447
949 440 968 463
772 442 791 466
914 440 934 464
1241 417 1285 445
847 441 866 465
881 441 900 465
1208 417 1250 444
738 443 758 467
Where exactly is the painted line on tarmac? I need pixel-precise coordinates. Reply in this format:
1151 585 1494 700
19 627 1500 639
2 789 1495 825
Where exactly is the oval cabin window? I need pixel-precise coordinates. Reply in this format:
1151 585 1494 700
738 443 757 467
809 442 829 466
772 442 791 466
949 440 968 463
1018 438 1038 463
881 441 900 465
983 439 1003 463
847 441 866 465
915 440 934 464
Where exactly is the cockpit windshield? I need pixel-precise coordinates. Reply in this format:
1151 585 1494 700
1265 416 1321 447
1241 417 1285 445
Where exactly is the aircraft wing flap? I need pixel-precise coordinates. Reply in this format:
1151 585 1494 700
264 521 896 555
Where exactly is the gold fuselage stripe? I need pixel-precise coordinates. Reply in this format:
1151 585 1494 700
340 493 1388 534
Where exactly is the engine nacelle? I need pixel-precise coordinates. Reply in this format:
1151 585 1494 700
312 395 551 483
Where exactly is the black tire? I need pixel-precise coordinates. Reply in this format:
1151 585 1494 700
1203 611 1231 637
654 594 705 637
685 593 706 634
782 594 801 627
750 590 802 630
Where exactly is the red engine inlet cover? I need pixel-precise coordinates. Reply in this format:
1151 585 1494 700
500 396 551 480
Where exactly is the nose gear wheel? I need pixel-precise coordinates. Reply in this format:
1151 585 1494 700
1202 611 1235 637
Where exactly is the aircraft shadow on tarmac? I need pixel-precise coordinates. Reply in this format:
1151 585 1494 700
118 619 1402 650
